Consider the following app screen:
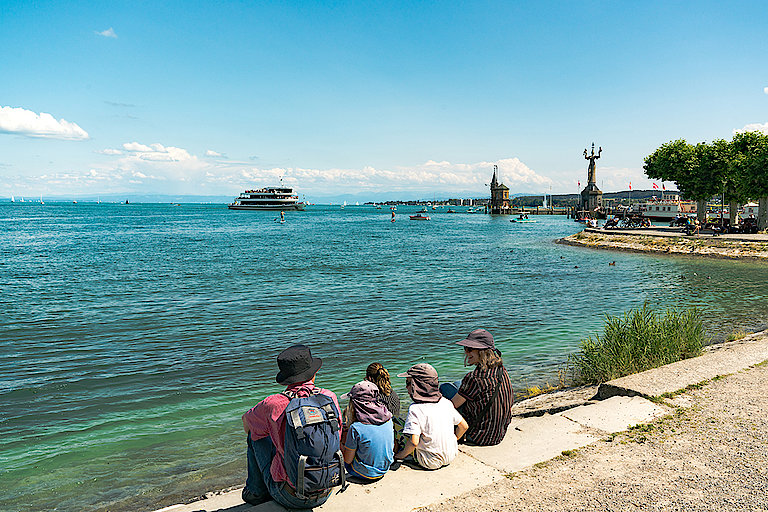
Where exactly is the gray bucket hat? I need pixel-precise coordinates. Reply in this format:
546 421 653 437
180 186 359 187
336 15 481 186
456 329 494 350
397 363 441 403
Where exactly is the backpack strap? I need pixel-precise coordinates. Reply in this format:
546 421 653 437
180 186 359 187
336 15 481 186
289 407 306 439
296 455 308 499
321 403 340 433
335 450 347 492
283 390 307 439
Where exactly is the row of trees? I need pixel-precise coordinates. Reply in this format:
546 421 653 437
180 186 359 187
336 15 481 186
643 131 768 230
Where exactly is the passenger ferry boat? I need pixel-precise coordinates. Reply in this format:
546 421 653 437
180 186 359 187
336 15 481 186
628 192 696 221
228 187 306 211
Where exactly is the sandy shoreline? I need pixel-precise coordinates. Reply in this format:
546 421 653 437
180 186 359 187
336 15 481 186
557 228 768 261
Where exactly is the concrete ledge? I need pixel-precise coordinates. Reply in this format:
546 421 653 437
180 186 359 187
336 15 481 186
459 414 599 474
598 332 768 399
157 452 503 512
558 396 669 433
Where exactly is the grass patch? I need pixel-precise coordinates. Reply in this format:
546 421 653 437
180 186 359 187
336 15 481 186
725 330 749 342
520 384 557 399
519 368 569 399
658 374 731 399
570 304 704 385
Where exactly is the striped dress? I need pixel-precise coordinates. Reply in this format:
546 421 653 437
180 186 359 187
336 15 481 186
457 365 513 446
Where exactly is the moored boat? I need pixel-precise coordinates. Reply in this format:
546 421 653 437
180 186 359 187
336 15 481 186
628 192 696 221
409 213 430 221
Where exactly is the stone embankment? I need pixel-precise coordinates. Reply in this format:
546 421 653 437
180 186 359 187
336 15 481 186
557 227 768 260
155 331 768 512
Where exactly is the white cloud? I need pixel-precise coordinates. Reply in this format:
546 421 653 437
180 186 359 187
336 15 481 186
734 122 768 135
202 157 554 197
205 150 222 157
120 142 193 161
9 149 559 198
0 106 89 140
122 142 153 152
96 28 117 38
764 87 768 95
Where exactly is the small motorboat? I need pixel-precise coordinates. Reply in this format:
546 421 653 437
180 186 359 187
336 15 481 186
409 213 430 221
447 209 456 213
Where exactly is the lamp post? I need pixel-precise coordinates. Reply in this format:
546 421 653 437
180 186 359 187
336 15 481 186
721 182 725 232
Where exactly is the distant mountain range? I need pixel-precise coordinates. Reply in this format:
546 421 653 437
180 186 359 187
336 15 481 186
1 189 673 205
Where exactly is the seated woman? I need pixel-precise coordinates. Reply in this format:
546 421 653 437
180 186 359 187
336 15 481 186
366 363 401 417
341 381 394 482
441 329 514 446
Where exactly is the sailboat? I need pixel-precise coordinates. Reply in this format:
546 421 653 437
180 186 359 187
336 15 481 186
10 195 14 202
40 194 44 205
341 201 346 209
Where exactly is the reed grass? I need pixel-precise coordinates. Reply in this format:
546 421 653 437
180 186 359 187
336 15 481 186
571 304 704 385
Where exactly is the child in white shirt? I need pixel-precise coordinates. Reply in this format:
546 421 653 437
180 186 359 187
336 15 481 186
394 363 468 469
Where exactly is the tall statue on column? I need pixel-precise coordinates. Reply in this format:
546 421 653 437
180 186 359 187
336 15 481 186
584 143 602 185
580 143 603 214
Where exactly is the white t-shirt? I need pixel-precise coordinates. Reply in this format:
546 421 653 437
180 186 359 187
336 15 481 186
402 397 464 469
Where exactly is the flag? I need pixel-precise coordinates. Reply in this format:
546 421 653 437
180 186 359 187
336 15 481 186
629 182 632 191
662 183 666 191
653 183 659 190
578 181 581 187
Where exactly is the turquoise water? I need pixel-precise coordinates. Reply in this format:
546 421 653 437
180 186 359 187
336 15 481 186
1 203 767 512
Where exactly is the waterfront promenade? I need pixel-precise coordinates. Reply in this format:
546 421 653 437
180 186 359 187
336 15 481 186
586 225 768 242
155 331 768 512
559 226 768 260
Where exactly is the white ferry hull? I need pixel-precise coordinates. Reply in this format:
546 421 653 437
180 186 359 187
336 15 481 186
227 203 306 211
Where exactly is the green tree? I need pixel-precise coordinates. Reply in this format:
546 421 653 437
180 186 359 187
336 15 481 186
696 139 735 226
643 140 708 221
732 131 768 230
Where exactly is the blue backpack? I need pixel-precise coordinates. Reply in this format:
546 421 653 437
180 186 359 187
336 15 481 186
282 389 346 499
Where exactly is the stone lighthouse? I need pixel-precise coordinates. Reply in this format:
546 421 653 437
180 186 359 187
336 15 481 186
580 143 603 213
489 164 510 214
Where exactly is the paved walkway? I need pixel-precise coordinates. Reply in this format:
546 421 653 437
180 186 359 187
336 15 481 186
155 332 768 512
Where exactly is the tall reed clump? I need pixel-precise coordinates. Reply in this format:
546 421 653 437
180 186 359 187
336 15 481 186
571 304 704 385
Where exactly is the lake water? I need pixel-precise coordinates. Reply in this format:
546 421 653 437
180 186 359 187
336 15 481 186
2 203 767 511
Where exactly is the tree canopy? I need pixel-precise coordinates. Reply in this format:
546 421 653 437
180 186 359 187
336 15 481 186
644 132 768 202
731 131 768 200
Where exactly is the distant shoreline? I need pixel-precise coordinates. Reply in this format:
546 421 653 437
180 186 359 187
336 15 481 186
557 228 768 261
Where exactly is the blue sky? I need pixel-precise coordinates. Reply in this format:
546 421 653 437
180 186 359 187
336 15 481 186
2 1 767 201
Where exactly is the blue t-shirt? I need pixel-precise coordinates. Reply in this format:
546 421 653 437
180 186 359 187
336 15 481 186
345 419 394 479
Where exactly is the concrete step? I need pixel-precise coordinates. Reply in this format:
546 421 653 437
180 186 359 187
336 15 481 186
598 333 768 399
